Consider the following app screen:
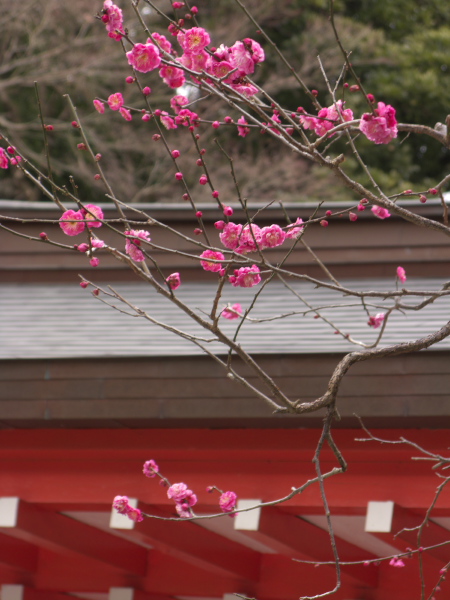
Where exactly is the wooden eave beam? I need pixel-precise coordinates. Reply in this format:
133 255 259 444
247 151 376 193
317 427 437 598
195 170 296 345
0 499 147 575
235 507 377 588
368 503 450 564
0 533 38 572
35 548 252 597
132 502 260 580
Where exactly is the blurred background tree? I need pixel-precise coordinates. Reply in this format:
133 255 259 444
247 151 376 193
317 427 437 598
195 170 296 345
1 0 449 203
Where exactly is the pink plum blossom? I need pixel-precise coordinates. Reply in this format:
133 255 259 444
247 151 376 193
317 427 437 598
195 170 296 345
167 272 181 290
360 102 398 144
170 95 189 114
229 41 255 76
389 557 405 568
126 507 144 522
183 490 198 507
167 482 189 502
209 60 234 80
83 204 103 228
89 257 100 267
175 109 200 128
102 0 125 40
260 224 286 248
59 210 85 236
126 43 161 73
113 495 131 514
93 99 105 114
151 32 172 54
235 223 262 254
242 38 264 64
367 313 385 329
159 65 185 89
220 222 243 250
119 107 132 121
219 491 237 513
125 229 151 262
213 44 230 61
230 82 259 97
179 49 211 74
175 503 192 518
229 38 265 78
200 250 225 272
285 218 304 239
221 304 242 320
178 27 210 55
237 116 250 137
311 100 354 137
299 114 318 132
371 205 391 219
143 459 159 478
268 112 282 135
0 148 9 169
92 239 105 249
229 265 261 288
107 93 124 111
112 496 144 522
160 112 177 129
397 266 407 283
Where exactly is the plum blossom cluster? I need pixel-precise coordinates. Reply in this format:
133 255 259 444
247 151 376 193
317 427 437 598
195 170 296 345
229 265 261 288
299 100 353 137
298 99 398 145
389 557 405 568
99 1 404 153
359 102 398 145
124 229 150 262
102 2 264 100
113 459 238 521
167 482 198 518
217 219 304 255
0 146 22 169
59 205 104 236
93 93 132 121
112 495 144 522
101 0 125 40
196 219 305 289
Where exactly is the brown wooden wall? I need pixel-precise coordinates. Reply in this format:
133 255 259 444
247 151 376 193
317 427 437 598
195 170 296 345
1 351 449 429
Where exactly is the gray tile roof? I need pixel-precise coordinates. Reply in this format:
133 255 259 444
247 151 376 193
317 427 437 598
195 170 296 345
1 278 449 359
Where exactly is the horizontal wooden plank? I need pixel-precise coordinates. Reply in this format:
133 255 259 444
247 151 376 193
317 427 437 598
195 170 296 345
2 370 449 402
0 348 449 381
